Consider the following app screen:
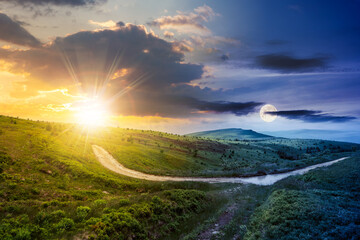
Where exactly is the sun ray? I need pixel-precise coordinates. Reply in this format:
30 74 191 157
55 44 84 96
107 71 153 104
98 48 124 98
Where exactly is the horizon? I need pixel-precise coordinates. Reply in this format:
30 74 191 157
1 0 360 142
2 114 360 144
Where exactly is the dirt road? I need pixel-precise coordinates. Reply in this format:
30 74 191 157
92 145 348 185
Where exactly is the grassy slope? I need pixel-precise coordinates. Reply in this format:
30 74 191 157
92 128 359 177
0 116 226 240
244 155 360 240
0 115 359 240
181 153 360 240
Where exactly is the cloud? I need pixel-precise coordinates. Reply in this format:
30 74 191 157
114 93 262 117
148 5 239 63
192 100 262 116
88 19 116 28
256 54 328 72
266 110 356 123
0 23 202 89
0 22 236 118
172 41 194 52
163 31 174 39
0 0 105 6
0 13 41 47
0 20 263 119
148 5 218 34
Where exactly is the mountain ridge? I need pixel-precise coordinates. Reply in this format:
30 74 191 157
186 128 274 140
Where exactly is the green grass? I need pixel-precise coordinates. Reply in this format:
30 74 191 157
243 155 360 240
90 125 358 177
0 115 359 239
0 116 226 239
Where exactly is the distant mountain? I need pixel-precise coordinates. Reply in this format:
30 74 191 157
263 129 360 144
186 128 274 140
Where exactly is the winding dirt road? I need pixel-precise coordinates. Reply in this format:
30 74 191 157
92 145 348 185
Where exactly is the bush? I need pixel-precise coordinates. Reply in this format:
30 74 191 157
117 199 130 208
93 199 106 208
35 211 49 225
93 212 145 239
0 216 48 240
14 228 31 240
55 218 74 233
76 206 91 221
50 210 65 222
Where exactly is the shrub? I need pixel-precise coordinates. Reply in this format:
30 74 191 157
117 199 130 207
76 206 91 221
85 217 101 226
55 218 74 233
50 210 65 222
35 211 50 225
93 212 144 239
93 199 106 208
14 228 31 240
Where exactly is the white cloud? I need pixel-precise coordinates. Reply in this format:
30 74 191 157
88 20 117 28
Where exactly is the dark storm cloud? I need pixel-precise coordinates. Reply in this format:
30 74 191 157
113 92 262 118
256 54 328 72
151 96 261 116
194 100 262 116
0 0 105 6
0 13 41 47
266 110 356 123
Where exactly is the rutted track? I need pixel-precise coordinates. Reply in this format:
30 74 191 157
92 145 348 185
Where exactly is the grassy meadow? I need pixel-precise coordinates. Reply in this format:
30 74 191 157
0 116 226 239
92 126 358 177
0 115 359 239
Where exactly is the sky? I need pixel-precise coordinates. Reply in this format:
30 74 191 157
0 0 359 142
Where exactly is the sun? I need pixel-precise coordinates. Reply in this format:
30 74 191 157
75 99 109 127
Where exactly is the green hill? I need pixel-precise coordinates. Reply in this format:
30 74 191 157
186 128 274 140
0 115 359 239
0 116 222 240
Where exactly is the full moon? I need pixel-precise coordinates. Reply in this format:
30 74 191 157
260 104 278 122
